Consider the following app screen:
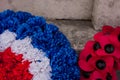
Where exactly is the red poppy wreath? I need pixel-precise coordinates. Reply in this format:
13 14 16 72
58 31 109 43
78 26 120 80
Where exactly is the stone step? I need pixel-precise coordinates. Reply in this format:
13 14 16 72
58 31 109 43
0 0 93 19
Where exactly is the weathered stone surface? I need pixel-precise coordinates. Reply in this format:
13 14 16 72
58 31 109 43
47 20 97 51
9 0 34 13
93 0 120 30
34 0 93 19
0 0 13 11
0 0 93 19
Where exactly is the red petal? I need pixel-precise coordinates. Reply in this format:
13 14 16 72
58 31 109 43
114 58 120 70
109 29 120 47
96 49 107 56
79 50 92 60
112 48 120 59
84 41 95 50
94 32 103 41
102 25 114 33
115 27 120 31
90 71 104 80
104 57 114 70
78 60 94 72
96 35 110 49
96 47 120 59
80 76 90 80
111 70 118 80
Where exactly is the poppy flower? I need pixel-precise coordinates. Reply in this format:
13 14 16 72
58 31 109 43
84 40 101 56
79 49 116 80
79 49 114 72
94 26 114 41
89 56 114 73
102 25 114 34
94 29 120 59
79 50 94 72
108 27 120 48
84 41 96 51
79 26 120 80
90 70 117 80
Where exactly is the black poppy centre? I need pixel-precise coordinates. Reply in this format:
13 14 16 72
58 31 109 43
118 34 120 41
93 42 101 51
96 60 106 70
86 54 92 61
106 73 112 80
82 71 91 78
104 44 114 54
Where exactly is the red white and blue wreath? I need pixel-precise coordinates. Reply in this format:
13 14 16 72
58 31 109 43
0 10 80 80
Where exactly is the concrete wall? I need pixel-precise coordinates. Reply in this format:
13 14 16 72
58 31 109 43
92 0 120 30
0 0 93 19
